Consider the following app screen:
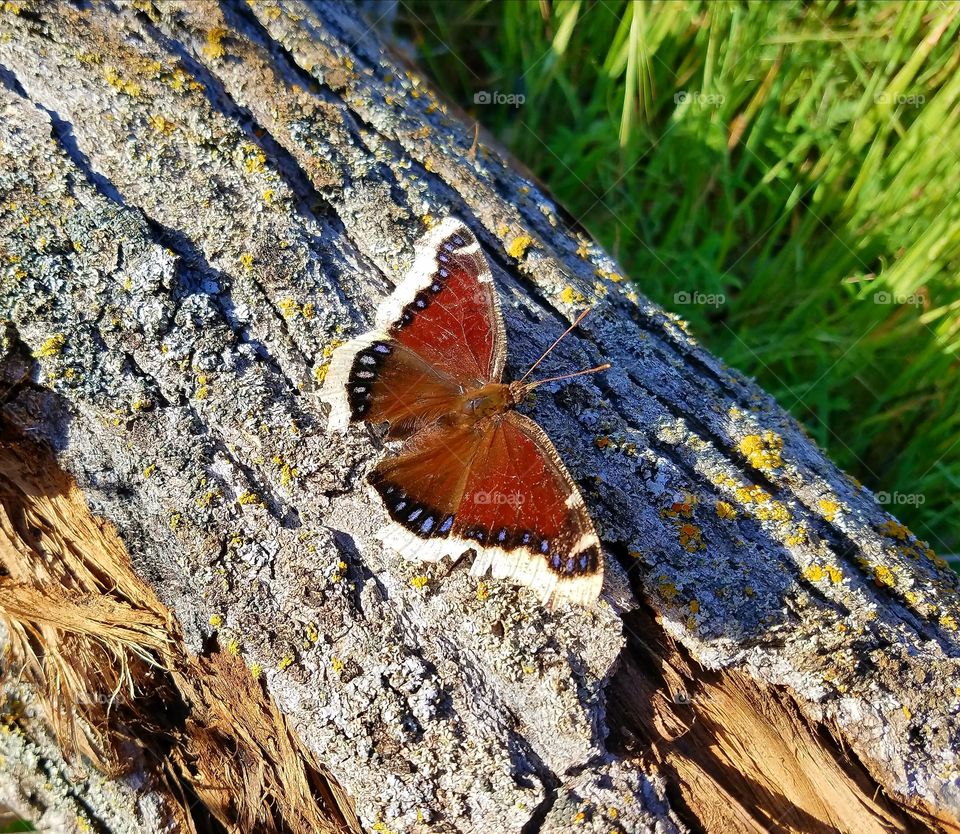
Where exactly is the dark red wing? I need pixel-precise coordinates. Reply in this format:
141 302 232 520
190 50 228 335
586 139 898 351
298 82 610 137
458 413 602 585
375 217 506 386
369 412 603 607
322 218 506 436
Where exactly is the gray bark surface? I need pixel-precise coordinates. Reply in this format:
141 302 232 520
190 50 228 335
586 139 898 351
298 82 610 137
1 2 958 832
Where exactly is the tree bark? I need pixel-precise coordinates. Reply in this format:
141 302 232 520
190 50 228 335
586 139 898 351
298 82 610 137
0 2 958 833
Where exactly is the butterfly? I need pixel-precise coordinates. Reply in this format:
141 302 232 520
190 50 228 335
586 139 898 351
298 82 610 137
321 218 606 608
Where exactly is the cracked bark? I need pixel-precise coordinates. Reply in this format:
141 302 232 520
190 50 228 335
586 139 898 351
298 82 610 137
1 2 959 833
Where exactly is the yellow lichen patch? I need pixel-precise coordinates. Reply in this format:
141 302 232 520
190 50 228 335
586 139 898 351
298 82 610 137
243 146 267 174
818 499 840 522
204 26 228 60
262 188 276 204
785 526 807 547
658 579 678 601
678 523 704 552
278 297 299 319
165 66 202 93
278 655 294 670
735 484 770 505
939 613 958 631
239 252 254 271
594 267 623 283
302 302 315 319
826 565 843 584
410 575 430 590
169 513 182 530
803 564 826 582
560 285 586 305
226 638 241 657
873 565 895 588
209 614 223 628
507 234 534 260
250 663 263 679
738 431 783 471
476 581 489 602
103 65 141 97
147 114 175 134
35 333 66 358
880 519 911 541
142 464 156 479
715 500 737 520
278 461 297 486
753 501 791 523
305 623 319 644
689 599 700 614
314 337 345 384
330 656 345 675
902 705 912 720
576 242 591 259
711 472 738 489
237 490 262 507
196 489 221 508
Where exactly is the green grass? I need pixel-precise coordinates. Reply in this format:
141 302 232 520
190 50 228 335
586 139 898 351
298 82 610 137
397 0 960 559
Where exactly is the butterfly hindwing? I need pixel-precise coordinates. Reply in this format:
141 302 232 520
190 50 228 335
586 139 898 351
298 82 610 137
369 413 603 608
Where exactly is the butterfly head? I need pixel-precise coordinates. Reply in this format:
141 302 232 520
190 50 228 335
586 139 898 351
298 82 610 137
460 382 524 420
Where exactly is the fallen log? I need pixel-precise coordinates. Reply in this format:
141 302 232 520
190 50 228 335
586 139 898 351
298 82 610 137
0 2 958 832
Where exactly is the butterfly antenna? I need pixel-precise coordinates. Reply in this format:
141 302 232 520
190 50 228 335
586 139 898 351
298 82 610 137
517 307 594 385
524 363 611 390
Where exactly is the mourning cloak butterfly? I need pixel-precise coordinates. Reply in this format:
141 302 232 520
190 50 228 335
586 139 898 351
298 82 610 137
322 218 606 607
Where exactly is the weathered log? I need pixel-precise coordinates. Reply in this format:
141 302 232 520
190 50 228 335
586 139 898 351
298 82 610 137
1 2 958 832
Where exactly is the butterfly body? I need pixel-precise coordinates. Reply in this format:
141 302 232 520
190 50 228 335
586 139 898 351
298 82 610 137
322 218 604 608
459 381 523 421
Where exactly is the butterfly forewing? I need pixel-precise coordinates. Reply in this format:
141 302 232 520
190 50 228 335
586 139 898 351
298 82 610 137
376 220 506 386
322 218 506 433
346 339 463 440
